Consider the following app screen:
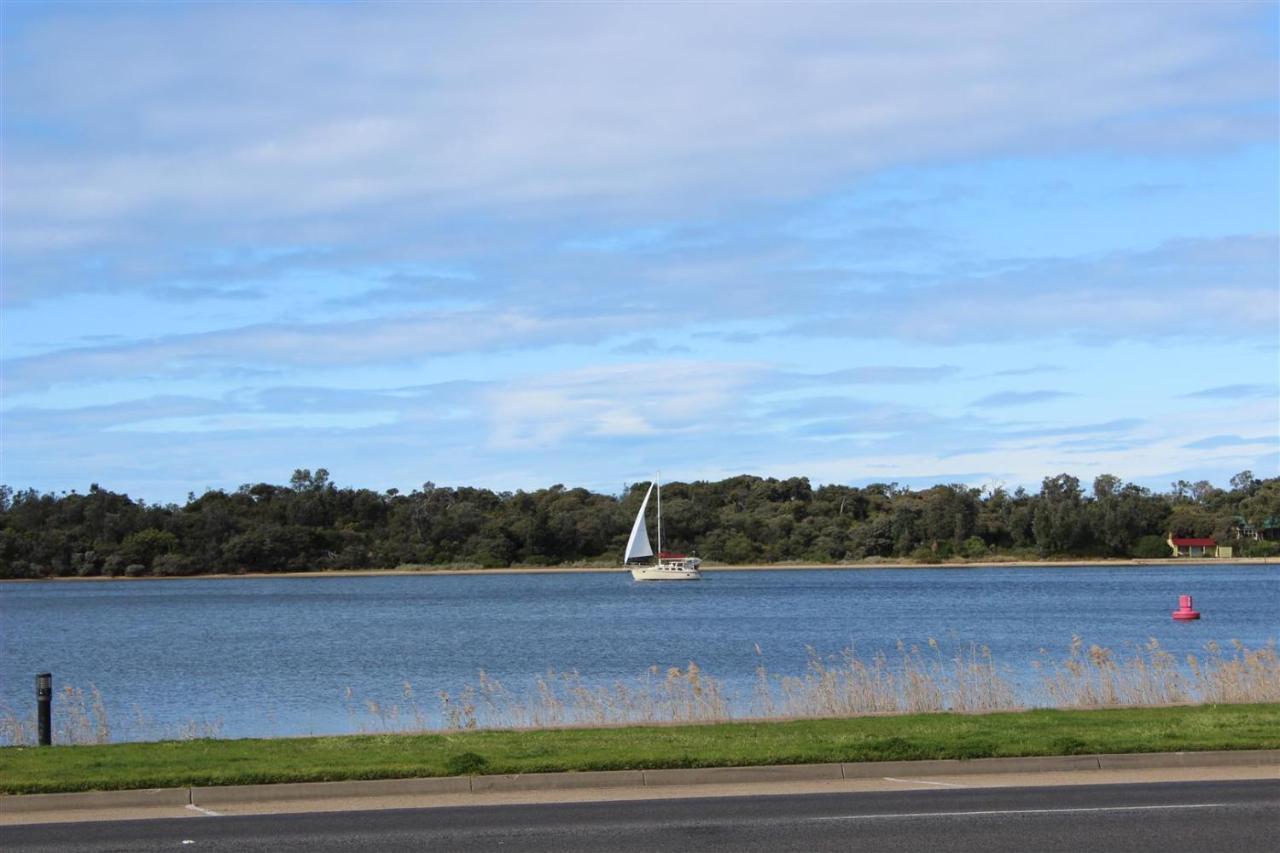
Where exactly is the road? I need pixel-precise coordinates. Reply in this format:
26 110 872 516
4 779 1276 852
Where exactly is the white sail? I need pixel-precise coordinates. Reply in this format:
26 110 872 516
623 483 655 562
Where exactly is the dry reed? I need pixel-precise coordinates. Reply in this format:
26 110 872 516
758 640 1019 718
435 663 732 730
1031 637 1280 709
4 639 1276 744
0 684 222 747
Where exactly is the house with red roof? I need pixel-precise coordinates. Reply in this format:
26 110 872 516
1166 535 1230 558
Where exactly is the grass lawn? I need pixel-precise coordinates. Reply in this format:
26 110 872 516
2 703 1277 795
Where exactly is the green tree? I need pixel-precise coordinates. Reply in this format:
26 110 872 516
1131 535 1172 558
1033 474 1088 555
120 529 179 570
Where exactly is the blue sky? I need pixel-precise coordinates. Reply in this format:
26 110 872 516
2 1 1277 503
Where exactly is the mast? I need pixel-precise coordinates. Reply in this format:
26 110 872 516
656 471 662 560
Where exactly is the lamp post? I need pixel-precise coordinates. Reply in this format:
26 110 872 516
36 673 52 746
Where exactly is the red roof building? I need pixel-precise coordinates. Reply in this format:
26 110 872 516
1167 536 1218 557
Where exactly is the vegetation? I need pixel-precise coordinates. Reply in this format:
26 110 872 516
415 638 1279 731
1 469 1277 578
4 638 1276 748
1 704 1276 794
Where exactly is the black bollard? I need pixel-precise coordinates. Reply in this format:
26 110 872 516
37 673 52 746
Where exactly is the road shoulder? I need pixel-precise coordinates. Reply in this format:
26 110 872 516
3 750 1276 825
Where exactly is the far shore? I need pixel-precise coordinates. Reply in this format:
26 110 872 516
2 556 1272 583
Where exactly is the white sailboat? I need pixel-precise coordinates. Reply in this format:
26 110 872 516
624 475 702 581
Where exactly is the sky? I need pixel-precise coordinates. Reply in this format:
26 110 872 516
2 1 1278 504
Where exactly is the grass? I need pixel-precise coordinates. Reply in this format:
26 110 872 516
4 638 1276 747
382 638 1280 730
1 703 1278 795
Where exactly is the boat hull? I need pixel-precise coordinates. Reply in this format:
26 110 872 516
630 561 702 581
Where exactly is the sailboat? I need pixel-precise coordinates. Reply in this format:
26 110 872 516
623 475 702 581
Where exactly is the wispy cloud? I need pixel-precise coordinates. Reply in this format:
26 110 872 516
5 3 1274 304
483 361 768 450
1181 384 1278 400
996 419 1144 440
817 366 961 385
1182 434 1275 450
610 337 692 356
3 382 484 436
4 310 642 394
972 390 1075 407
787 234 1280 345
2 2 1275 503
991 365 1064 378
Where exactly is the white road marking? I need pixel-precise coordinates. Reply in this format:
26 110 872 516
883 777 965 788
814 802 1230 821
185 804 222 817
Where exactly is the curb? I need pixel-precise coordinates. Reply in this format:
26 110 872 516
192 776 471 806
2 749 1277 814
471 769 645 793
0 787 190 813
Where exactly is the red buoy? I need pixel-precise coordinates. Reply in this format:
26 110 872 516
1172 594 1200 621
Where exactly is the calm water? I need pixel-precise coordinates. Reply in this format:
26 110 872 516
2 565 1277 741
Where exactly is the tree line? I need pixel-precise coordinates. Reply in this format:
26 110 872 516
1 469 1277 579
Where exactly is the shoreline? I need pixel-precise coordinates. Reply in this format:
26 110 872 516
1 556 1271 583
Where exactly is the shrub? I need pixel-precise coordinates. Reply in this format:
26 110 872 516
152 553 198 576
445 752 488 775
1245 540 1280 558
101 555 125 577
962 536 988 559
1131 535 1171 558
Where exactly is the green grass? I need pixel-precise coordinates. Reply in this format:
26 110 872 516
2 704 1277 795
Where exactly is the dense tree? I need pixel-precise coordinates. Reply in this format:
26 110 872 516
0 471 1274 577
1032 474 1089 555
1088 477 1169 557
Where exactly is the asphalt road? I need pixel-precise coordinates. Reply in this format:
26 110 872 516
5 779 1276 853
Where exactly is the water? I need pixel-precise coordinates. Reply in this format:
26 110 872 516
2 565 1277 741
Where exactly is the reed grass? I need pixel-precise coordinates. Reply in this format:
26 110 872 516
336 638 1277 738
2 638 1276 745
3 704 1279 795
0 685 221 747
758 640 1018 718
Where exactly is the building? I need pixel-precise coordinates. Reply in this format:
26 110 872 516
1228 515 1280 542
1167 535 1232 558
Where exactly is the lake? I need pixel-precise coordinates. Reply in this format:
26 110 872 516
1 564 1276 742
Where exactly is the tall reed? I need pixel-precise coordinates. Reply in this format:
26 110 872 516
756 640 1017 718
1031 637 1280 709
0 684 222 747
3 639 1276 744
436 663 732 730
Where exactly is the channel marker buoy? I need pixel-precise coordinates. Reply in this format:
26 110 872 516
1172 595 1200 621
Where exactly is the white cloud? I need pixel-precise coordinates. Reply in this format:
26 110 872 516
789 234 1279 344
484 361 766 449
6 4 1272 257
3 310 640 394
2 2 1274 502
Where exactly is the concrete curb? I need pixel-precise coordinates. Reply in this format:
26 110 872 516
642 763 843 786
192 776 471 806
3 750 1276 813
0 788 189 813
841 754 1105 779
1096 750 1278 770
472 769 645 793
